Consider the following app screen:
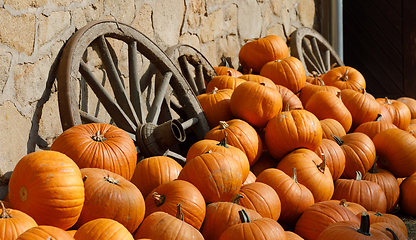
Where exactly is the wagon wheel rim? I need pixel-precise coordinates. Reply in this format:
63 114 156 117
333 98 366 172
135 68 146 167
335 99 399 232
57 20 210 165
289 27 344 76
165 43 217 95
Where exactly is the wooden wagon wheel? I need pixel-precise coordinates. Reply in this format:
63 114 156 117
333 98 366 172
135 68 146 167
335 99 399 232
289 27 344 76
57 20 210 165
165 43 217 95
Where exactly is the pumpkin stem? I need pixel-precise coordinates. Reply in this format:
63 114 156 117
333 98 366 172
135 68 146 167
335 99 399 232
260 82 266 86
355 171 363 181
317 78 326 86
152 192 166 207
340 68 349 81
226 69 233 77
92 130 107 142
316 153 327 173
357 212 372 236
358 87 367 95
375 212 383 216
311 71 319 77
82 175 88 182
219 121 229 130
285 102 290 111
230 193 244 204
331 134 344 146
217 133 229 148
176 203 184 221
291 167 298 183
104 175 120 185
248 68 253 74
0 201 11 219
368 156 378 173
384 97 392 105
386 228 399 240
375 113 383 122
331 63 338 69
211 87 218 94
238 209 251 223
339 199 349 207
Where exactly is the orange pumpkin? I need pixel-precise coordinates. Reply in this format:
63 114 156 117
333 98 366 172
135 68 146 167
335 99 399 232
230 80 282 128
206 74 246 92
315 138 346 181
8 151 84 230
238 35 289 73
0 201 38 239
397 96 416 119
74 168 145 233
50 123 137 180
276 84 304 111
16 225 75 240
214 66 243 77
354 113 398 140
376 97 411 130
299 81 340 107
197 87 234 128
260 56 307 94
322 66 366 91
320 118 347 140
74 218 134 240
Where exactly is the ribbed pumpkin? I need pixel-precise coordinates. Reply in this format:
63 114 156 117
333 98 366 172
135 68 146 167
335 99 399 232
50 123 137 180
366 211 408 238
376 97 411 130
320 118 347 139
186 137 250 182
332 132 376 179
177 151 243 203
0 201 38 240
256 168 314 227
330 199 367 216
277 148 334 203
373 128 416 178
276 84 304 111
238 74 276 86
214 66 243 77
74 168 145 233
197 87 234 128
130 156 182 199
204 119 263 165
144 180 206 230
206 74 246 92
399 173 416 217
219 209 287 240
8 151 84 230
16 225 75 240
371 222 407 240
299 81 340 107
200 195 263 240
260 56 307 94
315 138 346 181
332 171 388 213
397 96 416 119
339 88 381 130
322 66 366 91
237 182 281 221
294 200 361 240
230 80 282 128
238 35 289 73
74 218 134 240
354 113 398 139
305 91 353 132
264 109 322 160
134 204 204 240
243 171 257 185
363 159 400 213
316 212 391 240
286 231 304 240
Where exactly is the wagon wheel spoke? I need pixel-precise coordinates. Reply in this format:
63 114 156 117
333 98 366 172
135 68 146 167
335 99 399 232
302 38 325 74
79 60 137 133
165 150 187 166
310 37 326 72
96 35 140 126
178 55 199 94
128 41 146 123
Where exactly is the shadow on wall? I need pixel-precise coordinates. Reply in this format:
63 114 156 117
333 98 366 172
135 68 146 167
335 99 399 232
26 46 64 154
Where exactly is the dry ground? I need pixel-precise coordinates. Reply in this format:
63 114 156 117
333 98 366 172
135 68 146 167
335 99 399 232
393 209 416 239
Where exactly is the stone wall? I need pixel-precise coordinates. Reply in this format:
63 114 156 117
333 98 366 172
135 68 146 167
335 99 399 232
0 0 315 198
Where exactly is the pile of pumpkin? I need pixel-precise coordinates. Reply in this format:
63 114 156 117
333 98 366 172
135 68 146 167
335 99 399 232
2 35 416 240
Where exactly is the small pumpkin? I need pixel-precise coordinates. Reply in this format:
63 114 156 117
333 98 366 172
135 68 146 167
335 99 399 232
206 74 246 92
376 97 411 130
399 172 416 217
322 66 366 91
16 225 75 240
74 218 134 240
0 200 38 239
214 66 243 77
320 118 347 140
197 87 234 128
276 84 304 111
354 113 398 140
397 96 416 119
315 138 346 181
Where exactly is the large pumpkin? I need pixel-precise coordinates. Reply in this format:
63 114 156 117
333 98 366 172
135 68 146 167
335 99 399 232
376 97 411 130
230 80 282 128
397 96 416 119
372 128 416 178
8 150 84 230
15 225 75 240
399 172 416 217
74 168 145 233
144 179 206 230
277 148 334 203
264 109 322 160
354 113 398 140
204 119 263 165
256 168 314 227
177 151 243 203
50 123 137 180
299 81 340 107
322 66 366 91
238 35 289 73
260 56 307 94
74 218 134 240
130 156 182 199
276 84 304 111
197 87 234 128
315 138 346 181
